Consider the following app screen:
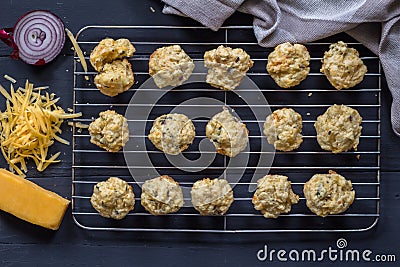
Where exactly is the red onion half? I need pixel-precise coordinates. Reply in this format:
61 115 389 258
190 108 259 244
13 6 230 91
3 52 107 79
12 10 65 65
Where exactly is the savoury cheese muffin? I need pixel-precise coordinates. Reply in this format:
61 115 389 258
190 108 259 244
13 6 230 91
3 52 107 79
263 108 303 151
204 45 253 90
252 175 299 219
94 59 134 97
303 170 355 217
266 42 310 88
191 178 234 215
90 38 136 72
314 104 362 153
321 41 367 90
141 175 184 215
90 177 135 220
148 113 195 155
88 110 129 152
149 45 195 88
206 109 249 157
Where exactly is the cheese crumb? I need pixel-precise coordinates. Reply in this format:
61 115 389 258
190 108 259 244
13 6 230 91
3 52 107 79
4 75 16 84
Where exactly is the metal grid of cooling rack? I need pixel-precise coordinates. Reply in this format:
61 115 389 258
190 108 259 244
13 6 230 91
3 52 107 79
72 26 380 233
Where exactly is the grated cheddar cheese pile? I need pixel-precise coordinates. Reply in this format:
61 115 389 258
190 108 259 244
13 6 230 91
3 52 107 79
0 79 81 177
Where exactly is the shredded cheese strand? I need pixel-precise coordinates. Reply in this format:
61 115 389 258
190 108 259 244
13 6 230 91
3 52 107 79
68 121 89 129
65 28 88 73
0 83 12 102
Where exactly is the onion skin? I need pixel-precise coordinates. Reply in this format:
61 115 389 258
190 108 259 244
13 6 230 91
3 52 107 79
12 10 65 65
0 28 19 59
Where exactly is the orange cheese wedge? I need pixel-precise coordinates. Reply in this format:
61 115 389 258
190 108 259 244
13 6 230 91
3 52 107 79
0 168 70 230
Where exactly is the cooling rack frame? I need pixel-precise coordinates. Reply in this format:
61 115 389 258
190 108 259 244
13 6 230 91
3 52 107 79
71 25 380 233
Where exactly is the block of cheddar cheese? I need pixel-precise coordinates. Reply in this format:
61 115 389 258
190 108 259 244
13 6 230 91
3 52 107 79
0 168 70 230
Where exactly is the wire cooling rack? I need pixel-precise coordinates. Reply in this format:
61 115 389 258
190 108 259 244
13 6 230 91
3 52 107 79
71 26 380 232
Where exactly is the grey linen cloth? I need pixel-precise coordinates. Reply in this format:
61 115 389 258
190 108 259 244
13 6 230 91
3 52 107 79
162 0 400 136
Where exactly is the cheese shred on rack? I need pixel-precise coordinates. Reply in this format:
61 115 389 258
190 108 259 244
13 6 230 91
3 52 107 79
0 79 82 177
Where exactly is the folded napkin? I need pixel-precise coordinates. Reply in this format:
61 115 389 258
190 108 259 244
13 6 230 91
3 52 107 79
163 0 400 136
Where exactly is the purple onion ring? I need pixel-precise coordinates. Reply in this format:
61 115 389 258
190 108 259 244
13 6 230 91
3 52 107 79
12 10 65 65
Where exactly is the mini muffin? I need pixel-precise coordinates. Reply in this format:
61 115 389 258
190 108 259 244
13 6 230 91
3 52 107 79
303 170 355 217
252 175 299 218
141 175 184 215
191 178 234 215
263 108 303 151
204 45 253 90
314 104 362 153
88 110 129 152
149 45 195 88
321 41 367 90
206 108 249 157
94 59 134 97
90 177 135 220
90 38 136 72
266 42 310 88
148 113 195 155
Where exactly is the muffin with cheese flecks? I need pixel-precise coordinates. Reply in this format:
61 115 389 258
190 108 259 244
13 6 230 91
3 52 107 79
88 110 129 152
303 170 355 217
252 175 299 218
94 59 134 97
191 178 234 215
90 177 135 220
206 108 249 157
90 38 135 72
148 113 195 155
267 42 310 88
149 45 195 88
264 108 303 151
320 41 367 90
314 104 362 153
141 175 184 215
204 45 253 90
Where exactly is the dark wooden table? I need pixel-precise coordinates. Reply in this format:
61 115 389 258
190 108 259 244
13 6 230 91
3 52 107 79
0 1 399 266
